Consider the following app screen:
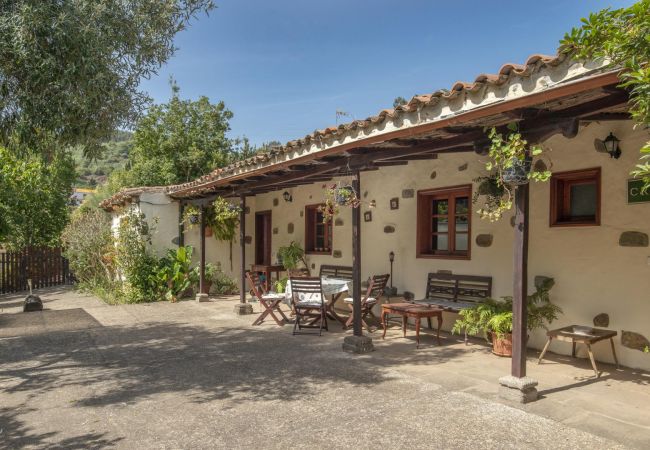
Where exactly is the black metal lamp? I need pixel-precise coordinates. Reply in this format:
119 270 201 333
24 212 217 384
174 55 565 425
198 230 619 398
603 132 622 159
388 251 394 289
283 191 292 202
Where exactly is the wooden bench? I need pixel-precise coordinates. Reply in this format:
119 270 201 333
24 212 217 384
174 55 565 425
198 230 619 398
319 265 353 280
414 273 492 342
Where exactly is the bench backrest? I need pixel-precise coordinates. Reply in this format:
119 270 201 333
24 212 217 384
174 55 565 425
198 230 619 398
319 264 353 280
425 273 492 304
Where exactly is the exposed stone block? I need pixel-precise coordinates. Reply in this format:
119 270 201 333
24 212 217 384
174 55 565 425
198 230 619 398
593 313 609 327
273 198 279 207
401 189 414 199
383 225 395 233
342 335 374 354
475 234 493 247
333 250 342 258
244 235 252 244
621 331 650 351
272 227 278 235
430 171 437 179
287 223 294 234
334 218 344 226
244 206 250 214
233 303 254 315
458 163 468 171
619 231 648 247
171 236 180 245
498 375 539 404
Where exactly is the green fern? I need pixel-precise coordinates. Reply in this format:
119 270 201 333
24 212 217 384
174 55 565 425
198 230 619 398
452 278 562 340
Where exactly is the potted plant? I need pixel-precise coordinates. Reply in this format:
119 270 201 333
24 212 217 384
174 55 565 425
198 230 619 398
181 204 201 229
452 277 561 356
277 241 308 271
191 262 219 294
474 125 551 221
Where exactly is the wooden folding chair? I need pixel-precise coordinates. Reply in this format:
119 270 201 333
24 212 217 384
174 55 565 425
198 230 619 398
247 271 288 327
289 277 328 336
344 274 390 332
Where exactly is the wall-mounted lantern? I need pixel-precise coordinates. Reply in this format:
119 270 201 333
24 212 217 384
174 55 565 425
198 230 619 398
283 191 292 202
595 132 622 159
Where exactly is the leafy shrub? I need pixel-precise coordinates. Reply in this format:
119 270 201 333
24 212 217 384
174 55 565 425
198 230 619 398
62 209 116 289
452 277 562 339
155 246 194 302
115 209 160 303
211 269 239 295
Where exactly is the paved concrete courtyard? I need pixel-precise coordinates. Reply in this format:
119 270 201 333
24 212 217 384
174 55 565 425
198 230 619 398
1 288 649 449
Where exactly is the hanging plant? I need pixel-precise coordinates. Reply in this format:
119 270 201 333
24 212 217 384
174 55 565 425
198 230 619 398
318 182 368 223
474 125 551 222
206 197 242 271
181 204 201 230
206 197 241 242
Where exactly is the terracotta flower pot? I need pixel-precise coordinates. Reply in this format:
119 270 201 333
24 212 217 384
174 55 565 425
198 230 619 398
490 332 513 357
204 226 213 237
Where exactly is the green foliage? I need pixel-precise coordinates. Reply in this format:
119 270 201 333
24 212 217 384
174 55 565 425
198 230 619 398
61 208 116 289
277 241 307 270
475 126 551 221
155 246 194 302
0 0 214 158
124 84 234 186
115 209 159 303
181 204 202 230
191 262 238 295
0 146 76 249
452 277 562 339
72 133 132 187
206 197 241 242
560 0 650 192
210 269 239 295
275 277 288 294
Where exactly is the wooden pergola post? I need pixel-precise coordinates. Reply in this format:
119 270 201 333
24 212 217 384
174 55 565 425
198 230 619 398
499 180 538 402
178 200 185 248
512 183 529 378
343 170 373 353
234 195 253 315
351 172 362 337
196 205 209 302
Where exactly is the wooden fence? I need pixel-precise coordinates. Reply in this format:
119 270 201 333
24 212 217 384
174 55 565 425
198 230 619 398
0 247 73 295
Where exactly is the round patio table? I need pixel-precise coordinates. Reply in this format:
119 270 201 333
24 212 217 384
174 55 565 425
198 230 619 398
285 277 351 325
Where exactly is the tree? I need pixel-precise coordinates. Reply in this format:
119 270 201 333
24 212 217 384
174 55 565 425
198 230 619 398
122 84 234 186
0 146 76 249
0 0 214 158
561 0 650 190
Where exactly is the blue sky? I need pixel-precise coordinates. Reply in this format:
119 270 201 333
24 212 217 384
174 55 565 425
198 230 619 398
140 0 635 147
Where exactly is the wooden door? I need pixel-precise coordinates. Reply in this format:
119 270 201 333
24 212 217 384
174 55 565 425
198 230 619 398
255 211 272 265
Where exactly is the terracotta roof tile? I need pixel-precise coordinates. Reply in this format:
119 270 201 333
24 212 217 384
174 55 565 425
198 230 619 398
102 51 592 209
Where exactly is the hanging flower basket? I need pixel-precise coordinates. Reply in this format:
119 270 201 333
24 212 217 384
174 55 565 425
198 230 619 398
501 157 532 185
319 183 365 223
189 214 199 225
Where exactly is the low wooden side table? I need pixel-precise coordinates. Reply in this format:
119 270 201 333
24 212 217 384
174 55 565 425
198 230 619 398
381 303 443 348
537 325 619 377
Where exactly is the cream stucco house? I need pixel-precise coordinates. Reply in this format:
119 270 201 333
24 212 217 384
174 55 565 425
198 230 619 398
101 53 650 374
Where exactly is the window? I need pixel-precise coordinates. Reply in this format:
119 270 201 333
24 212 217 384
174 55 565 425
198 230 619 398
417 185 471 259
550 168 601 226
305 204 332 254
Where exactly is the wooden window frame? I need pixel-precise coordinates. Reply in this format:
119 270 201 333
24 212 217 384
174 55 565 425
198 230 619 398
550 167 601 227
304 204 333 255
416 184 472 260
